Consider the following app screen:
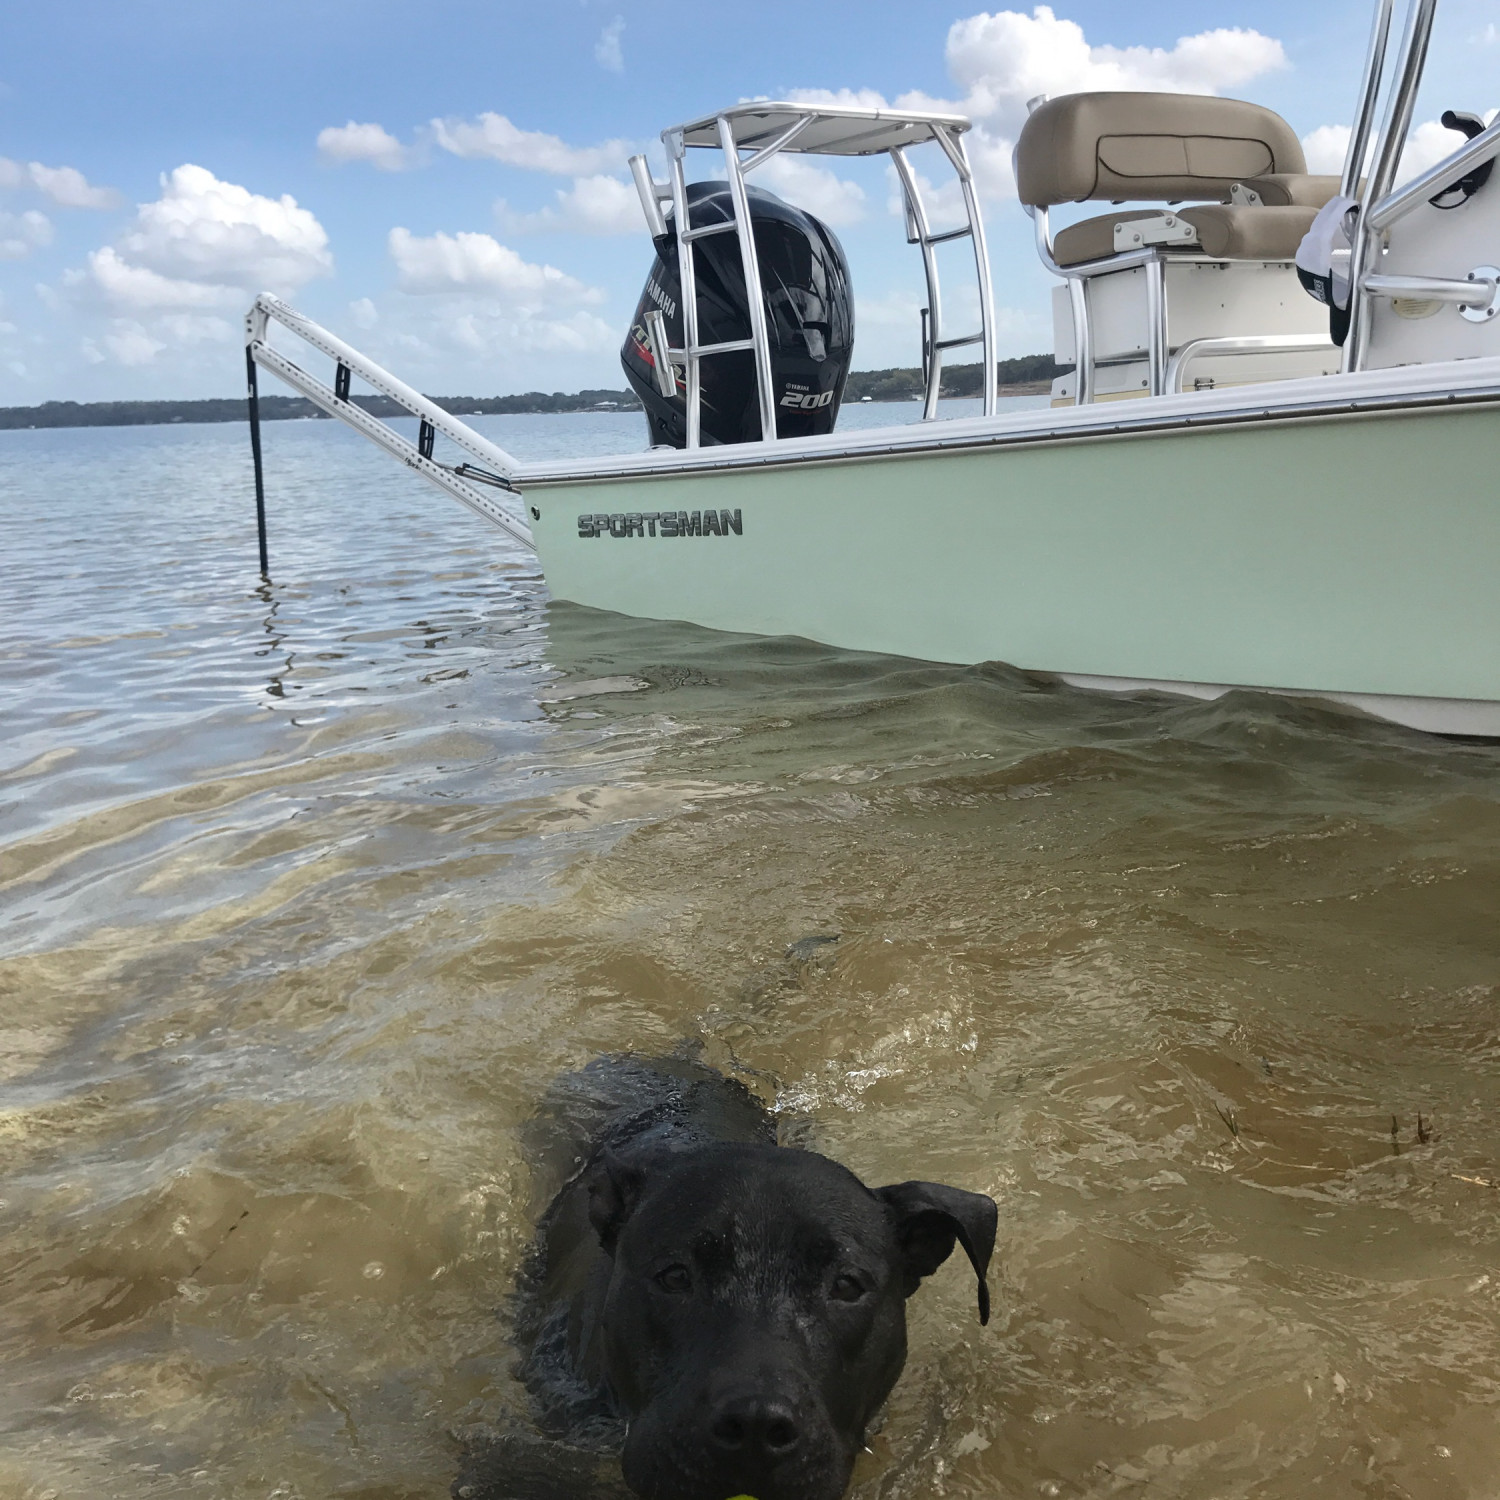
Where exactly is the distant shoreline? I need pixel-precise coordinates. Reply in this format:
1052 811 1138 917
1 357 1062 432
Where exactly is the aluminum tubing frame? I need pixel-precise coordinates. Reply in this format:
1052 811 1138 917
932 125 998 416
1345 0 1439 372
664 131 705 449
1032 207 1180 405
1342 0 1397 202
1165 333 1337 393
244 295 534 551
891 145 948 420
1145 254 1168 396
891 133 998 419
1367 115 1500 231
659 111 998 444
718 114 780 443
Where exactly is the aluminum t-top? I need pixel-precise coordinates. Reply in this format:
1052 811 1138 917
629 101 999 445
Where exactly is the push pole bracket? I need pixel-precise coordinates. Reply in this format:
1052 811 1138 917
241 293 535 557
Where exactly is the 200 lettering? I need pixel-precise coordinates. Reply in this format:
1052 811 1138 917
779 390 834 410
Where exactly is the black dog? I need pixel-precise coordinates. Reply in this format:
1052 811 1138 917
458 1055 997 1500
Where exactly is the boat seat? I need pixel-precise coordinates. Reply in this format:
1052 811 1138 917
1016 91 1307 208
1233 173 1343 208
1019 92 1334 402
1052 204 1321 266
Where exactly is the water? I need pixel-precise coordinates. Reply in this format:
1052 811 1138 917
1 407 1497 1500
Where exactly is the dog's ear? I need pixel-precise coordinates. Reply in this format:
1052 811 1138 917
875 1180 998 1325
587 1148 647 1254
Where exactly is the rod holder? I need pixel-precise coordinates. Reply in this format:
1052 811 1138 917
642 309 678 398
629 155 669 239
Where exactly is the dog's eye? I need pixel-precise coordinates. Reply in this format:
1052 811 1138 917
829 1273 865 1303
654 1263 692 1294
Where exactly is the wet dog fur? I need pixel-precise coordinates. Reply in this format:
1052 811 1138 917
453 1054 997 1500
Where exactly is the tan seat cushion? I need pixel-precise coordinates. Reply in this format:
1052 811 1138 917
1178 204 1318 259
1052 205 1318 266
1237 173 1343 207
1053 210 1172 266
1017 92 1305 207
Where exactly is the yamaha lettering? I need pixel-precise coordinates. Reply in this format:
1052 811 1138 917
577 510 743 539
645 275 678 321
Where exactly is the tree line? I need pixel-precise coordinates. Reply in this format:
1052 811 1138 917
0 357 1063 431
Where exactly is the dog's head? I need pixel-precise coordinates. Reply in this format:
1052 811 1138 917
586 1141 997 1500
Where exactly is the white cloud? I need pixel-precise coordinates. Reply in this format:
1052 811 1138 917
317 121 414 171
388 226 602 303
98 321 167 366
961 130 1018 203
27 162 122 210
108 165 332 295
341 292 618 384
428 306 615 356
159 312 235 344
595 16 625 74
754 156 867 226
500 174 645 235
350 296 379 329
56 166 331 370
1301 113 1499 183
942 8 1286 136
791 8 1287 209
78 246 238 309
0 208 53 260
1398 116 1494 182
784 87 892 112
884 162 970 232
0 157 120 208
431 112 635 176
372 225 616 380
1301 125 1351 175
78 313 231 369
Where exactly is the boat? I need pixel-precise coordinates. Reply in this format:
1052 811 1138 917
244 0 1500 736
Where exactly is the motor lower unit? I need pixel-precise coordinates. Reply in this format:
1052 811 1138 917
621 181 854 447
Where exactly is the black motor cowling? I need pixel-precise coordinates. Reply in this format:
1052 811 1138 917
621 181 854 447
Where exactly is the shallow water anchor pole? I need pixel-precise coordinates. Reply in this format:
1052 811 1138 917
246 346 269 576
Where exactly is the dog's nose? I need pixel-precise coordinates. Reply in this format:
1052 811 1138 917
708 1395 803 1457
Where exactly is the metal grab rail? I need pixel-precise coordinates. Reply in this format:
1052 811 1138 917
243 294 534 569
1364 270 1500 304
1165 334 1337 393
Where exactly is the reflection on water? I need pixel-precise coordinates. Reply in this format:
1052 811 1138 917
1 415 1497 1500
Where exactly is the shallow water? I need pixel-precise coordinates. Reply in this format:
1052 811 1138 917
1 408 1497 1500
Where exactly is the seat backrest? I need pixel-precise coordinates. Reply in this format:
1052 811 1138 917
1016 92 1306 208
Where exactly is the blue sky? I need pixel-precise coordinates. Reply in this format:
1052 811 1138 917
1 0 1496 404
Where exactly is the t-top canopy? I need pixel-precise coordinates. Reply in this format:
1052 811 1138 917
671 101 973 157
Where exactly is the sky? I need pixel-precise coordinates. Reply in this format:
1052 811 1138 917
1 0 1497 405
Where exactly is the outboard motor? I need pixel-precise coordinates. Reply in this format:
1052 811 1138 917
621 181 854 447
